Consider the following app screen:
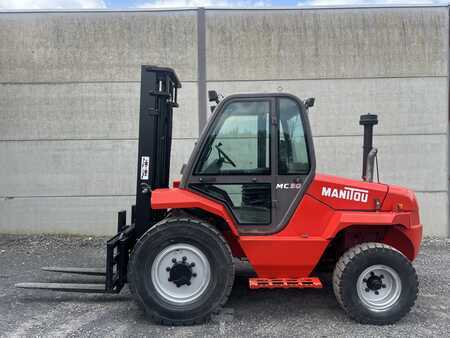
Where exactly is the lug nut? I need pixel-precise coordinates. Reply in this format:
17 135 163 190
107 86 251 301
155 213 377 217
381 284 386 288
375 291 379 295
186 281 191 286
192 273 197 278
182 256 187 262
380 275 384 279
166 267 171 272
172 258 177 263
363 278 367 283
370 272 375 276
190 262 195 267
365 288 370 292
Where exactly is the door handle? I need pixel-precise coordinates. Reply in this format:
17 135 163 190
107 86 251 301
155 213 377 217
199 177 216 183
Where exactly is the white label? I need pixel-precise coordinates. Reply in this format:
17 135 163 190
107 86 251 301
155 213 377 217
321 186 369 203
276 183 302 189
140 156 150 180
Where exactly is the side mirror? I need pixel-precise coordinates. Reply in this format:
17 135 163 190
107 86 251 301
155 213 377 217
208 90 220 104
305 97 315 109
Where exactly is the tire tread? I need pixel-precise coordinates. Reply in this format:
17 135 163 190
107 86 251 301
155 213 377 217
332 242 418 325
128 217 235 326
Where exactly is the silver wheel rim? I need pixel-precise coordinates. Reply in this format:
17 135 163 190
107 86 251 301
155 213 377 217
151 243 211 305
356 264 402 312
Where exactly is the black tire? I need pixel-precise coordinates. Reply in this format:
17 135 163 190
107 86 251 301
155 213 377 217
332 242 418 325
128 217 234 325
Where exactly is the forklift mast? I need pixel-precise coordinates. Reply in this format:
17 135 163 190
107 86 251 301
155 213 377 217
15 66 181 294
134 65 181 237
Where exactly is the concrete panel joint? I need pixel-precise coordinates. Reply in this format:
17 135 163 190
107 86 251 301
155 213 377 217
197 7 207 135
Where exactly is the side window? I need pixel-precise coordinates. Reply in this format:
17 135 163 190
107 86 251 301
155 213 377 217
278 98 310 175
195 100 270 175
191 183 271 225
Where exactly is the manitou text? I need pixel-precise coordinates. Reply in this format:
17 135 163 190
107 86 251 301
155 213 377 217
321 186 369 203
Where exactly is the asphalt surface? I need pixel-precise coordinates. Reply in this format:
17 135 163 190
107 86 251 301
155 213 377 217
0 235 448 337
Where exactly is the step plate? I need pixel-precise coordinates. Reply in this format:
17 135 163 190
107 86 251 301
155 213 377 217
249 277 322 289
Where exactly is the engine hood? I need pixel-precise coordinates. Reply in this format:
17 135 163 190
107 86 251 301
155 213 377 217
306 173 388 211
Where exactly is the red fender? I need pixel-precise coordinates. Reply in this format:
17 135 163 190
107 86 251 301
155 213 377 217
151 188 239 236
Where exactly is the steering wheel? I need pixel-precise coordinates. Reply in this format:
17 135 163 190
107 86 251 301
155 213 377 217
215 143 236 167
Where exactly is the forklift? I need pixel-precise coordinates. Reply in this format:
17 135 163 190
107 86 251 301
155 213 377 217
17 66 422 325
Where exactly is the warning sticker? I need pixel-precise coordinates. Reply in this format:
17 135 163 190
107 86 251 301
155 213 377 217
140 156 150 180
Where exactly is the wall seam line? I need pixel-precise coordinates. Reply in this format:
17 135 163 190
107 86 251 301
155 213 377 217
0 137 198 142
0 133 445 143
0 80 198 85
197 7 207 136
206 75 448 83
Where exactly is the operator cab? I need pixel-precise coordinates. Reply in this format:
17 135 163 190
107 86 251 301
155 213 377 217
181 93 316 234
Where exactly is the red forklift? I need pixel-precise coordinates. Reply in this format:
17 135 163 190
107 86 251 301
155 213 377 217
17 66 422 325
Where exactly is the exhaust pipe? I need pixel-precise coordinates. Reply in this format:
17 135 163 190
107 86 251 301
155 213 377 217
365 148 378 182
359 113 378 182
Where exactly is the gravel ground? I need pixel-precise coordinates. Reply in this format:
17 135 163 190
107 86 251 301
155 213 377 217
0 235 448 337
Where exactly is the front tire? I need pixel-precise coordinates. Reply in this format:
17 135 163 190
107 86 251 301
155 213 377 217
128 217 234 325
333 242 418 325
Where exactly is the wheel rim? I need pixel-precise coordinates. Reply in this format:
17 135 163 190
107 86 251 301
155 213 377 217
151 243 211 305
356 264 402 312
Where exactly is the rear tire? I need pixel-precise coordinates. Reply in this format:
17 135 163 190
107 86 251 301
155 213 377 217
128 217 234 325
333 242 418 325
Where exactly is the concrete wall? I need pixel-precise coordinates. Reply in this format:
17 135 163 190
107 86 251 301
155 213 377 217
205 7 449 237
0 6 448 236
0 10 199 235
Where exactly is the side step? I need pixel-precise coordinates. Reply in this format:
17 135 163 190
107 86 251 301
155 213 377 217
15 282 106 293
248 277 322 289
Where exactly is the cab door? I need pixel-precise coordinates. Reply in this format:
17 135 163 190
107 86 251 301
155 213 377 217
274 96 315 230
183 94 315 235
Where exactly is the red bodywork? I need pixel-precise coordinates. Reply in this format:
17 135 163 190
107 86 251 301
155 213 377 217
152 173 422 279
